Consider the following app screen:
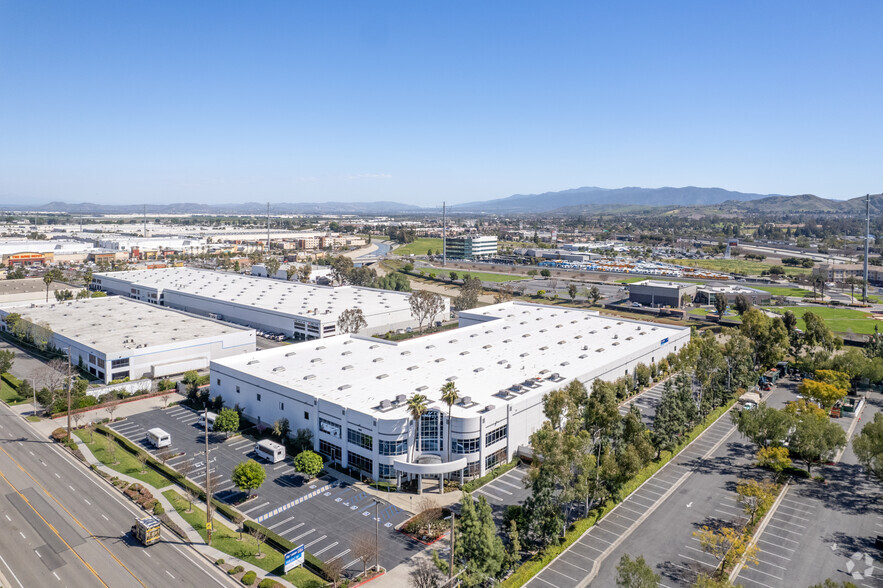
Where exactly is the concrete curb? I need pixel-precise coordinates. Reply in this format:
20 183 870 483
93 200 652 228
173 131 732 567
729 480 791 582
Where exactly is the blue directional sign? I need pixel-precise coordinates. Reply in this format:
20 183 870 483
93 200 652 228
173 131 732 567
660 337 669 346
284 544 305 572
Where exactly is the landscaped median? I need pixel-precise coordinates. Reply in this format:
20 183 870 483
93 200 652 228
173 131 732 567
462 459 519 493
75 423 329 585
500 399 737 588
163 490 324 588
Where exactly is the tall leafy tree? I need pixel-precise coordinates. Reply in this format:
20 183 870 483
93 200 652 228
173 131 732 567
615 554 660 588
232 459 266 496
787 410 847 474
406 393 429 460
440 381 459 464
853 412 883 482
454 495 506 586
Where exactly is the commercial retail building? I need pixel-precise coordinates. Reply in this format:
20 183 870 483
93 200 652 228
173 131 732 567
209 301 690 491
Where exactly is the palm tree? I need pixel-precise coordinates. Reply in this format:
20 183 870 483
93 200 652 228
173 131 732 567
440 382 460 464
406 393 429 462
43 268 62 303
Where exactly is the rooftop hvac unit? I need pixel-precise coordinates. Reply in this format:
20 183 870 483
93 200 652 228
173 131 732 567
460 396 472 405
484 405 495 412
396 394 407 404
380 399 391 409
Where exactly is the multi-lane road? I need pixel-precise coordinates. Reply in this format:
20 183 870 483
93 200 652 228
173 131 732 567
0 400 238 588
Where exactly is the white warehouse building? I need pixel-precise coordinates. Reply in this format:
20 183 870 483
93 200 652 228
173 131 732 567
0 297 255 384
210 302 690 491
92 268 448 340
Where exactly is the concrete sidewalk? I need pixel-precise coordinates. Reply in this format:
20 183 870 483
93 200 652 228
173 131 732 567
68 430 298 588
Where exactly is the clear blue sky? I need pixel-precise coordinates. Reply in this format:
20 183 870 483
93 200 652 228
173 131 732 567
1 1 881 207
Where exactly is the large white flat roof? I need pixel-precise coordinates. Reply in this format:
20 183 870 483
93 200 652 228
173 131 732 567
213 302 688 418
6 296 250 354
95 267 413 321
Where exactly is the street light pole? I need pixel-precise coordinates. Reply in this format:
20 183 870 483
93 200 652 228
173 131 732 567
204 406 212 544
374 500 379 572
66 349 72 440
449 511 455 581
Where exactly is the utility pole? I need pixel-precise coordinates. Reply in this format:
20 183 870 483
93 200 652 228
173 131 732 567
66 350 72 440
864 193 870 303
374 500 379 572
448 511 455 581
31 378 36 418
442 201 447 267
204 406 212 544
266 202 271 254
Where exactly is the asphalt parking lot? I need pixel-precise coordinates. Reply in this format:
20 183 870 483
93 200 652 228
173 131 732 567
109 405 420 574
619 379 667 426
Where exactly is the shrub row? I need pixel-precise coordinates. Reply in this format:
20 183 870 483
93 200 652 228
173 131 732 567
462 459 519 493
96 425 243 524
241 520 328 580
2 372 22 390
241 570 257 585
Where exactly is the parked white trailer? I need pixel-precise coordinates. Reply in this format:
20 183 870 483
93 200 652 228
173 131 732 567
254 439 285 463
146 428 171 448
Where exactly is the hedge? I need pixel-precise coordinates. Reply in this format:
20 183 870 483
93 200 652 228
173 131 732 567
462 459 519 493
501 399 738 587
2 372 21 390
96 425 243 524
242 520 327 580
241 570 257 585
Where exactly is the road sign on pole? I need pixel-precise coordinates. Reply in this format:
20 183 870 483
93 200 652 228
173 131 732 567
284 544 305 573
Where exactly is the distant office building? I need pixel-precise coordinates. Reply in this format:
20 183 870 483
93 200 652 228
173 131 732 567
816 263 883 286
445 235 498 259
628 280 698 308
694 284 771 306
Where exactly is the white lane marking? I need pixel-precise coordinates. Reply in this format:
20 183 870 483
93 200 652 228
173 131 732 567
101 514 109 521
0 552 25 588
165 570 175 579
54 473 60 478
53 571 60 580
4 514 10 521
34 549 42 558
19 531 25 539
69 485 75 492
28 450 34 456
169 543 228 587
273 463 287 470
84 499 91 506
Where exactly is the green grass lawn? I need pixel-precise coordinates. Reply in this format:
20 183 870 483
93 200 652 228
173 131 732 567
416 268 529 283
672 259 813 277
393 238 444 256
751 285 813 297
73 429 171 489
765 306 880 335
0 380 30 405
688 308 710 316
163 490 324 588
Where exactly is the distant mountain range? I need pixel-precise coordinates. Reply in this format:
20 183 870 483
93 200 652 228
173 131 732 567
0 187 878 216
452 186 780 213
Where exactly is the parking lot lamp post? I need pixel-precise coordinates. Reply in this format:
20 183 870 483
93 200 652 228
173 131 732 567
31 378 36 417
65 349 72 440
374 499 379 572
204 406 212 544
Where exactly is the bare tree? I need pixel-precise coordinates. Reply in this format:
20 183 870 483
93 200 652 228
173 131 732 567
106 435 118 464
409 559 442 588
494 283 514 304
409 290 445 332
337 308 368 334
42 357 67 395
86 422 96 443
352 532 376 577
156 447 173 465
136 451 149 474
249 526 267 557
104 401 119 421
72 410 84 430
324 556 345 588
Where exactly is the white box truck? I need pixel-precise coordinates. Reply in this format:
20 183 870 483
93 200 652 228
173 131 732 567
255 439 285 463
146 428 171 448
197 411 218 429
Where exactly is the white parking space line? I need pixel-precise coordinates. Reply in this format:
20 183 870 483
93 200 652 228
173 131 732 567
761 530 800 544
268 516 295 530
487 484 512 496
474 489 504 501
304 535 327 549
281 523 305 535
292 528 315 541
615 504 645 517
754 547 791 561
313 542 338 557
737 574 779 588
344 559 360 569
769 518 806 530
678 552 714 568
740 566 784 581
326 549 350 563
757 539 795 553
272 463 287 471
714 507 745 518
494 478 522 490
